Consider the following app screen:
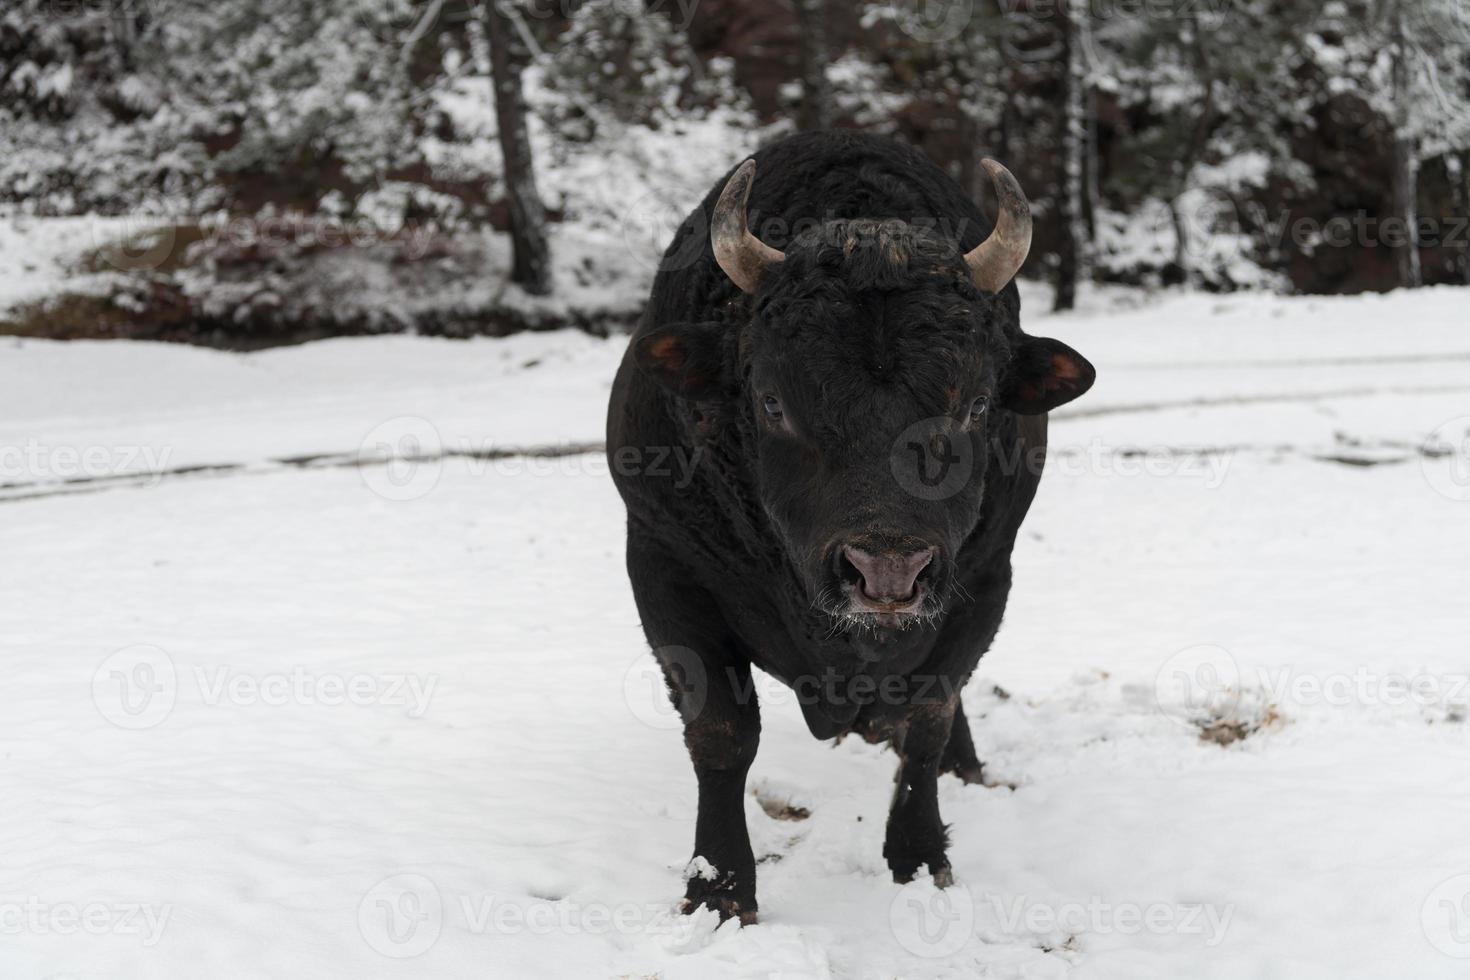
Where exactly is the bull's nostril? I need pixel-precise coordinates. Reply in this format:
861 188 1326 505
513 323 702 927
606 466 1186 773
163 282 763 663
841 544 935 603
835 547 864 588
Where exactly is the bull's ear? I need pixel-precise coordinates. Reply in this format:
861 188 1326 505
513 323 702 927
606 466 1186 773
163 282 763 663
1001 335 1095 415
632 320 728 400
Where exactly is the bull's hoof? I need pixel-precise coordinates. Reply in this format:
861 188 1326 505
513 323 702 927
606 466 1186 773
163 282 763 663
944 762 986 785
680 891 758 925
681 868 758 925
886 840 952 886
885 824 951 886
890 862 954 887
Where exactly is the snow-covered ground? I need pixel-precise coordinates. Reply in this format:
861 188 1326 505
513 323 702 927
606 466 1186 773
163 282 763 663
3 286 1470 979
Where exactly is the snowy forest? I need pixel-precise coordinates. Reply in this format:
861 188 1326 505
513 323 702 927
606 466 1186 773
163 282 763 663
3 0 1469 345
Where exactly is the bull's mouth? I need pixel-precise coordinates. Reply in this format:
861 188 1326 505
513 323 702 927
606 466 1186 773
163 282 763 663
843 586 929 630
847 586 926 618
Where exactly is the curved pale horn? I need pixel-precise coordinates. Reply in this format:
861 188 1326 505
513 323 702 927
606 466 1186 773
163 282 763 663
711 159 784 294
964 159 1033 293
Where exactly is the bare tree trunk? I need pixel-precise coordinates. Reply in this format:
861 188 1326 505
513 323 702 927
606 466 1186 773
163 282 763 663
957 6 989 205
1388 132 1422 290
958 110 982 206
401 0 449 83
1083 84 1100 240
1460 149 1470 284
996 65 1014 174
1388 0 1422 288
792 0 832 130
483 0 552 295
1053 0 1090 311
1168 10 1216 285
984 0 1030 184
990 0 1017 198
109 0 141 68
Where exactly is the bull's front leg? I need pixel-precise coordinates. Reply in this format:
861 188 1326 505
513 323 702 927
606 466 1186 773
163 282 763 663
884 698 957 886
628 538 762 921
675 655 761 923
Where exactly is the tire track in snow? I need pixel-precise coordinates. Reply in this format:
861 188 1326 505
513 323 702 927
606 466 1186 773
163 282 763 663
1052 381 1470 419
5 381 1467 504
0 442 603 504
1109 351 1470 370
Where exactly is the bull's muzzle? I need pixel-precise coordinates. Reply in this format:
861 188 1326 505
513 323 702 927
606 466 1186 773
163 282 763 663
840 544 937 612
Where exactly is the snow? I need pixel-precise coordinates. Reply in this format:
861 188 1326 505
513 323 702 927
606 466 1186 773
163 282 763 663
3 285 1470 978
0 214 149 317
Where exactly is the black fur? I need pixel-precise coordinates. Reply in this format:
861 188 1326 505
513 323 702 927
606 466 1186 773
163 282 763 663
606 131 1094 920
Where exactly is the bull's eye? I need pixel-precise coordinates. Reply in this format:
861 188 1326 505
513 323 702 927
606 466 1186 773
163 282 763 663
969 395 990 422
762 395 784 420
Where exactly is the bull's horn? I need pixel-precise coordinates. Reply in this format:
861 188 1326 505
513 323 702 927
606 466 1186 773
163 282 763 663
711 159 784 294
964 159 1032 293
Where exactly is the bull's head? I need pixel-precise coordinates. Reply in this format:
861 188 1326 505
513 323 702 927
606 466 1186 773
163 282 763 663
635 158 1094 631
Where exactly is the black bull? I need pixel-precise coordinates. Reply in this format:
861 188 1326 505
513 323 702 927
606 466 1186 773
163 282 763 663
606 131 1095 923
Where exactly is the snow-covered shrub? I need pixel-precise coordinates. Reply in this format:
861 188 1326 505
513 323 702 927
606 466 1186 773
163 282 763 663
536 0 737 139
